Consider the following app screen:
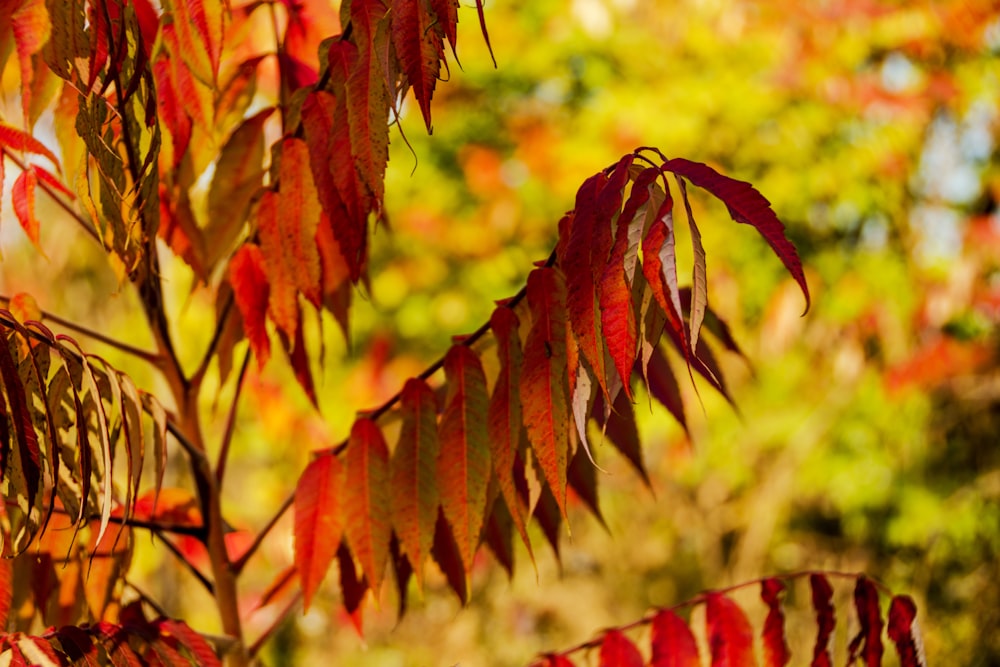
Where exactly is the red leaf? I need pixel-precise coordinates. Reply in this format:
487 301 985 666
438 345 492 573
0 328 41 511
429 0 459 56
256 190 299 340
706 593 757 667
430 507 468 604
163 0 219 86
391 0 444 131
473 0 496 67
277 138 323 306
850 576 884 667
810 574 835 667
650 609 700 667
343 418 392 593
390 378 440 584
488 306 533 556
348 0 391 216
599 630 643 667
229 244 271 368
761 578 790 667
0 558 11 629
520 267 571 518
646 344 688 433
0 122 59 166
11 0 50 125
675 176 708 352
12 168 42 251
295 453 345 610
662 158 810 313
593 389 651 487
157 619 221 667
641 189 689 361
887 595 925 667
316 215 352 340
32 164 73 199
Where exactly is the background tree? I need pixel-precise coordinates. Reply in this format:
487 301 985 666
0 0 996 666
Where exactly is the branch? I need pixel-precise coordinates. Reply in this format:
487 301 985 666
232 492 293 574
190 292 235 390
247 590 303 658
0 295 161 365
152 529 215 595
0 146 102 244
216 350 251 486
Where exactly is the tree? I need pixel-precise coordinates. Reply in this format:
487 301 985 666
3 0 988 664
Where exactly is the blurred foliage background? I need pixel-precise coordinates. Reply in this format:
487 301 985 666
2 0 999 665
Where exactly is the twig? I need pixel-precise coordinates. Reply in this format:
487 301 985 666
232 492 293 574
247 590 303 659
126 580 171 617
152 529 215 595
190 292 235 389
0 146 102 244
216 350 251 486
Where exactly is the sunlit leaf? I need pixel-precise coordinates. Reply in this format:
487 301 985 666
650 609 700 667
343 418 391 593
761 578 790 667
810 574 835 667
391 0 444 131
888 595 925 667
706 593 757 667
599 630 643 667
295 453 344 610
849 576 883 667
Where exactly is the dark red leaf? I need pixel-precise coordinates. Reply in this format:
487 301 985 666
430 507 468 604
645 344 688 433
887 595 925 667
761 578 790 667
850 576 884 667
0 558 10 629
706 593 757 667
593 388 651 487
391 0 444 131
429 0 459 57
599 630 643 667
157 619 221 667
337 540 368 634
229 244 271 368
567 445 606 528
650 609 700 667
810 574 835 667
662 158 809 313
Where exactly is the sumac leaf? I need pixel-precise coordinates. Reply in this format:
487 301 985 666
295 453 344 610
337 540 368 634
229 244 271 367
650 609 700 667
391 0 444 131
706 592 757 667
810 574 835 667
850 575 884 667
888 595 925 667
599 630 642 667
343 418 391 593
761 578 790 667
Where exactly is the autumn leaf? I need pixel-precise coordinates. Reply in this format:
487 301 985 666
391 0 444 131
295 453 344 610
520 267 571 519
706 593 757 667
390 378 440 585
343 418 391 593
599 630 643 667
650 609 700 667
278 138 323 306
641 187 689 363
12 168 43 252
761 578 790 667
11 0 51 125
229 244 271 368
662 158 810 312
850 576 884 667
256 190 299 340
810 574 835 667
888 595 925 667
437 345 491 574
675 176 708 352
0 122 60 166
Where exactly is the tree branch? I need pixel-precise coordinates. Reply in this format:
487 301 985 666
191 292 235 390
216 350 251 486
152 530 215 595
232 492 293 574
248 590 303 659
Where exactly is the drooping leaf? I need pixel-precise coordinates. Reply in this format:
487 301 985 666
706 592 757 667
488 306 533 558
593 388 651 487
675 176 708 352
599 630 643 667
849 576 884 667
0 330 42 515
810 574 835 667
278 138 323 306
0 122 60 166
566 445 605 529
437 345 491 574
205 108 272 272
641 187 689 363
229 244 271 368
11 168 42 251
429 0 459 57
520 267 571 518
256 190 299 340
11 0 51 125
295 453 344 610
645 344 688 433
482 491 516 577
343 418 391 593
650 609 700 667
337 540 368 634
391 0 444 131
662 158 810 312
430 508 468 605
887 595 925 667
0 557 11 629
390 378 439 585
761 578 790 667
161 0 219 87
532 482 562 561
389 533 414 618
156 618 221 667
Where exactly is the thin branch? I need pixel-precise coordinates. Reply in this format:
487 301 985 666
126 580 171 617
247 590 303 659
0 295 161 365
232 492 293 574
0 146 102 244
152 529 216 595
217 350 251 486
45 504 207 538
190 292 235 389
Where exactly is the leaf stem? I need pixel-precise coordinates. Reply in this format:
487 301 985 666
0 146 102 244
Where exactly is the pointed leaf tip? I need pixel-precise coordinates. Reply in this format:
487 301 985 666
295 454 345 610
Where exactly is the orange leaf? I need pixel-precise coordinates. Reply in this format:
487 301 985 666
256 190 299 340
229 243 271 367
706 593 757 667
487 306 533 557
390 378 439 584
295 453 344 610
162 0 219 86
343 418 391 593
641 190 690 361
391 0 444 131
12 167 43 251
11 0 51 125
0 122 59 167
437 345 491 573
520 267 570 518
279 137 323 305
0 557 11 629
